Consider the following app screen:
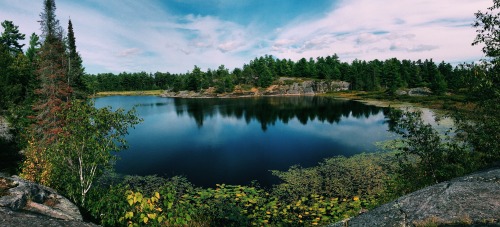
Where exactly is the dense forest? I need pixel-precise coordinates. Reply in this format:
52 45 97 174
1 0 499 226
85 55 471 96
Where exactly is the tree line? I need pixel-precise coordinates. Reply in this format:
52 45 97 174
83 54 482 96
2 16 479 98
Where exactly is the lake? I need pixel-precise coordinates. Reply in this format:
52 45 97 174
94 96 394 188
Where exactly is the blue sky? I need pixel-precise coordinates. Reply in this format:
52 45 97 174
0 0 491 74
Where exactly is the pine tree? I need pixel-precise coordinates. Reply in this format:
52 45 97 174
26 33 41 63
67 19 86 98
0 20 26 56
22 0 72 184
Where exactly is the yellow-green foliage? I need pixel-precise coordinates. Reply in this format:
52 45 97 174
120 191 165 226
89 152 400 226
121 184 373 226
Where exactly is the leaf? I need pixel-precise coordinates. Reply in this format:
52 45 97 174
125 211 134 219
154 192 160 199
143 217 149 224
147 213 157 220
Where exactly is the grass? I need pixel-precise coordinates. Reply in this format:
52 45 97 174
325 90 467 111
93 90 164 97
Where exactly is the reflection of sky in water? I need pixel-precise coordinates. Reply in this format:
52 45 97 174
94 96 395 188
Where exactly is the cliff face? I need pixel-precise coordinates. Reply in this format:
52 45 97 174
329 168 500 226
0 173 99 226
261 79 350 96
161 79 350 98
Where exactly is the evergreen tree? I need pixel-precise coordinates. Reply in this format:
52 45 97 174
0 44 15 109
26 33 41 63
67 19 86 98
0 21 29 109
295 58 308 77
22 0 72 184
0 20 26 56
34 0 71 140
40 0 62 42
430 71 448 95
186 65 202 91
384 58 402 95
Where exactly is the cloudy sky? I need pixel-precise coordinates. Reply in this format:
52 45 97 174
0 0 491 74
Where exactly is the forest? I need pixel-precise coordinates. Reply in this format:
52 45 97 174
85 55 465 96
0 0 499 226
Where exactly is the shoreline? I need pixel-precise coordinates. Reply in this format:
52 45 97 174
94 89 456 119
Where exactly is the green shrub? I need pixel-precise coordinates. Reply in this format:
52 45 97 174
271 153 398 204
390 109 477 193
86 184 129 226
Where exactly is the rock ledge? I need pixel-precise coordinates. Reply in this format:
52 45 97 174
0 173 99 226
329 168 500 226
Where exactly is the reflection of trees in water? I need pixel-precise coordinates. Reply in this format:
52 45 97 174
173 97 387 131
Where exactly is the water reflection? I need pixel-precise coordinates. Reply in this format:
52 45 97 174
94 96 394 188
174 96 387 131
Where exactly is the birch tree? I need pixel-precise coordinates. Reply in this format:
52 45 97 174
53 100 140 205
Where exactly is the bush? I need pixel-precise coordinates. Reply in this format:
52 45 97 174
113 152 400 226
86 184 129 226
390 109 477 193
122 184 370 226
271 153 398 204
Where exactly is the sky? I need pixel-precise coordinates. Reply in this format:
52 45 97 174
0 0 492 74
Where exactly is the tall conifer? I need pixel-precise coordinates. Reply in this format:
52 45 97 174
22 0 72 184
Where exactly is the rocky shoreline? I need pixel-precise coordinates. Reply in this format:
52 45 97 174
329 168 500 226
160 79 350 98
0 173 99 226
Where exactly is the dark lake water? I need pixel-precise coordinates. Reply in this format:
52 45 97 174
94 96 394 188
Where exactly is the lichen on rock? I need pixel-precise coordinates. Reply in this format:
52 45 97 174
328 168 500 226
0 174 83 221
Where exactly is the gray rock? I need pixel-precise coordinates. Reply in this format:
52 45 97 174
328 168 500 226
395 87 433 97
160 79 350 98
0 175 83 221
408 87 432 96
396 90 408 96
0 207 99 227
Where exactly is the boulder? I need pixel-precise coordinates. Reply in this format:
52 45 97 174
329 168 500 226
0 174 83 221
395 87 433 97
408 87 432 96
0 207 99 227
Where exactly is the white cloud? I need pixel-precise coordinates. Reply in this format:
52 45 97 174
117 48 141 57
270 0 491 63
0 0 492 73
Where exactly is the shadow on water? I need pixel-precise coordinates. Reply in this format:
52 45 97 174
173 96 388 131
95 95 394 188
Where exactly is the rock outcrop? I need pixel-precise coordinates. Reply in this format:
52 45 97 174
161 78 350 98
262 79 349 96
395 87 433 96
0 173 99 226
329 168 500 226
